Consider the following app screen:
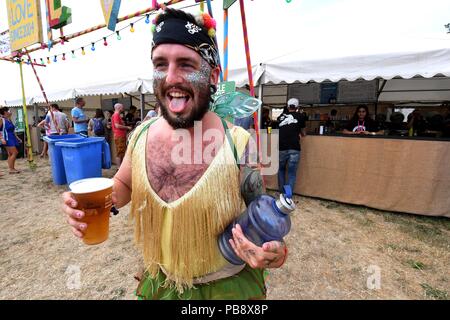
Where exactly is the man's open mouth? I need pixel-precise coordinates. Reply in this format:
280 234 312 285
167 90 191 113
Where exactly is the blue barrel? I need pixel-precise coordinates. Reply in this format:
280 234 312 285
102 140 112 169
56 137 105 185
44 134 87 185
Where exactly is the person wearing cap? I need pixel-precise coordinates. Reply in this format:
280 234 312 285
62 8 287 300
277 98 306 193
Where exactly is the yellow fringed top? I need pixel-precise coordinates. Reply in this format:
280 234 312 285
128 121 250 291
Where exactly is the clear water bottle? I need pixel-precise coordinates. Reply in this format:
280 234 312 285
218 185 295 265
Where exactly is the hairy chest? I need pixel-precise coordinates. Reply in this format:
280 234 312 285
145 137 221 203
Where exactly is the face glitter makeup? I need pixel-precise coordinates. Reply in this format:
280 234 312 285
185 59 211 84
153 70 167 80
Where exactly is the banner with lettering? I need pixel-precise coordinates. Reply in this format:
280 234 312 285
6 0 43 52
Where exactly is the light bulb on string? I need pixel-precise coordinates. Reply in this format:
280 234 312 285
33 59 37 64
91 42 95 51
53 55 57 63
116 31 121 40
130 23 135 33
40 58 44 64
62 53 66 61
103 37 108 46
81 47 85 55
26 59 31 65
71 50 75 58
47 57 51 64
145 14 150 24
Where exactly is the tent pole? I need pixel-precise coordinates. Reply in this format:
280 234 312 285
18 62 36 170
258 78 264 131
375 79 387 116
33 103 39 126
239 0 261 163
140 93 145 121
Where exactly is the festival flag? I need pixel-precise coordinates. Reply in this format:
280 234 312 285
100 0 122 31
45 0 72 29
223 0 237 9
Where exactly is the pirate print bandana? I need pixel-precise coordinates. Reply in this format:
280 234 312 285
151 18 220 69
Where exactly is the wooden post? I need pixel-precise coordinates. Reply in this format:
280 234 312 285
19 62 36 169
33 103 39 126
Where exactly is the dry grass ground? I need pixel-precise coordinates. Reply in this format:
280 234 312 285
0 157 448 300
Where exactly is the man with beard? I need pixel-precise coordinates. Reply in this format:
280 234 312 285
62 8 287 300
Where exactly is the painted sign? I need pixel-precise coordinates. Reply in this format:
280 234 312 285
213 81 236 100
45 0 72 29
6 0 43 52
0 30 11 57
100 0 122 31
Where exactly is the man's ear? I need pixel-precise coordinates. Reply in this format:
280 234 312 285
210 66 220 85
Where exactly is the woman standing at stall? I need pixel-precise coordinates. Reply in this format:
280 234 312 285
343 105 384 135
0 107 22 174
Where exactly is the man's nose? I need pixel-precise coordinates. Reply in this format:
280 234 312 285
165 65 183 85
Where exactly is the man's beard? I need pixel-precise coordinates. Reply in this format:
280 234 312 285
155 82 212 129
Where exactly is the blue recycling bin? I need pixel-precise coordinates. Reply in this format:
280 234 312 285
44 134 87 185
102 140 112 169
56 137 105 185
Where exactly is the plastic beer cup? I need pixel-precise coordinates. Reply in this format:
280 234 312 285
69 177 114 245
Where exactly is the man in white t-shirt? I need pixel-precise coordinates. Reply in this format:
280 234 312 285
45 104 70 135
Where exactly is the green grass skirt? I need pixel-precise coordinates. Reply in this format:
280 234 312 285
135 265 267 300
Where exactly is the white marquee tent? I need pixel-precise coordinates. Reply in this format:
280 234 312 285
1 0 450 106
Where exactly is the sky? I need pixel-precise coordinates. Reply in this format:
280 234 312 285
0 0 449 103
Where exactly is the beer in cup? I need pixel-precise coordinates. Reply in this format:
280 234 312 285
69 177 114 245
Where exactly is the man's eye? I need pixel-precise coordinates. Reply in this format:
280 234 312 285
181 63 195 69
154 62 167 69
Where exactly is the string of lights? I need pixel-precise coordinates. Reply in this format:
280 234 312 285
24 1 202 66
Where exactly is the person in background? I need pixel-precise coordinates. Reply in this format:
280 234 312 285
234 115 254 130
105 110 114 145
387 112 407 136
144 103 161 121
325 109 338 133
125 105 138 129
343 105 383 135
406 110 426 136
43 104 70 135
111 103 132 166
37 109 51 157
443 103 450 138
375 113 387 132
261 109 272 130
144 109 158 121
0 107 22 174
277 98 306 193
71 97 89 136
88 109 107 137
